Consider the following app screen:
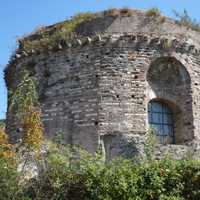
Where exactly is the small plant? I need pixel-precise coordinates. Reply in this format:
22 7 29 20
104 8 134 17
22 107 44 152
0 119 5 128
144 128 157 161
162 39 173 49
120 8 133 17
52 131 65 145
20 12 95 54
173 9 200 32
0 125 14 159
104 8 120 17
0 157 22 200
146 7 161 17
159 16 166 23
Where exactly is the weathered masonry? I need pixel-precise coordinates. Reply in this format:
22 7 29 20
5 9 200 159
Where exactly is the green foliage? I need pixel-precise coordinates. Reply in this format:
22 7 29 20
0 127 15 159
0 157 23 200
9 70 38 116
146 7 161 17
23 142 88 200
144 128 157 161
2 141 200 199
173 9 200 32
20 12 94 54
22 107 44 152
9 70 44 152
0 119 5 128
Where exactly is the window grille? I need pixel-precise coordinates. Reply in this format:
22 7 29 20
148 101 175 144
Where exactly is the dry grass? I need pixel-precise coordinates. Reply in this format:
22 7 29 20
19 12 95 54
159 16 166 23
120 8 134 17
145 8 161 17
104 8 134 17
104 8 120 17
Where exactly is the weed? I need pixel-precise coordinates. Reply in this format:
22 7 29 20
173 9 200 32
146 7 161 17
104 8 120 17
120 8 133 17
20 12 95 54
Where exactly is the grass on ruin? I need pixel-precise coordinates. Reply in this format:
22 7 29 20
145 7 161 17
173 9 200 32
19 7 163 55
19 12 95 54
13 8 200 59
103 8 135 17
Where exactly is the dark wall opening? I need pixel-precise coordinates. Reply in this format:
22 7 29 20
147 57 193 144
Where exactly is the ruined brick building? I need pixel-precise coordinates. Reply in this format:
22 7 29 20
5 9 200 159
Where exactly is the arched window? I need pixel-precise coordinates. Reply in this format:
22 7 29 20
148 100 175 144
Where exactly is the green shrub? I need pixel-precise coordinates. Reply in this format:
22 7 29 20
146 7 161 17
144 128 157 161
0 157 23 200
3 140 200 199
21 142 200 200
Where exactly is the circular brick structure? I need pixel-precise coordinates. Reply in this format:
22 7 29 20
5 9 200 159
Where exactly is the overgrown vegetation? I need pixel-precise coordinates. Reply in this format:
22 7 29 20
18 8 165 55
4 73 200 199
9 70 44 153
144 128 157 161
173 9 200 32
0 119 5 126
19 12 95 54
0 124 14 159
7 7 200 60
1 141 200 200
4 7 200 200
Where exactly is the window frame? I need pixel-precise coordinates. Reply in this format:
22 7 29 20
148 100 175 144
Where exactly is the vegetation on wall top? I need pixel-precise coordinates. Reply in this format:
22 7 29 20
18 12 95 55
17 8 165 56
173 9 200 32
14 8 200 58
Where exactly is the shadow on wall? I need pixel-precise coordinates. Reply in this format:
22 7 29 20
100 132 146 161
75 15 117 36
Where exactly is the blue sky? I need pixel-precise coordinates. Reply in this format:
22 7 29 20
0 0 199 119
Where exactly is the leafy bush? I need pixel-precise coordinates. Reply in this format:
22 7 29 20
0 157 23 200
2 140 200 199
20 142 200 200
0 126 15 159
